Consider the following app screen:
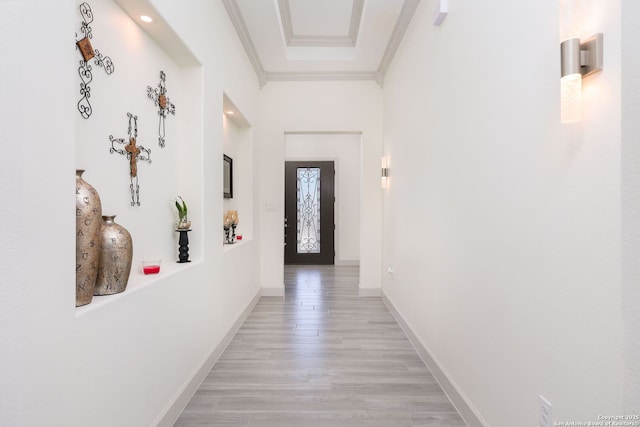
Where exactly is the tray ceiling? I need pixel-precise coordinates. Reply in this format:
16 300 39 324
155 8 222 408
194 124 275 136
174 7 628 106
222 0 420 86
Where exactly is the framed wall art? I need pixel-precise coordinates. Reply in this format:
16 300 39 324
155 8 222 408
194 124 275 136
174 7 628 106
223 154 233 199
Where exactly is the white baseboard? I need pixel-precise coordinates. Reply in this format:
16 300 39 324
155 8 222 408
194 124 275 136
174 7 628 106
154 291 262 427
358 287 381 297
381 292 486 427
335 260 360 266
261 286 285 297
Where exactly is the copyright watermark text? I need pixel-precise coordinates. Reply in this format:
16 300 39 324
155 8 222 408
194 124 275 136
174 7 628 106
554 415 640 427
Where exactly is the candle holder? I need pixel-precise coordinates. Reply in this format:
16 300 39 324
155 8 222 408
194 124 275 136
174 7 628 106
142 260 161 274
224 225 233 244
223 209 239 245
176 229 191 263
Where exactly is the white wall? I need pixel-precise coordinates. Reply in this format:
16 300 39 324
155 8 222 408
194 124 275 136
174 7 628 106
257 81 383 293
0 1 30 422
0 0 261 425
382 0 624 425
621 0 640 413
285 133 361 265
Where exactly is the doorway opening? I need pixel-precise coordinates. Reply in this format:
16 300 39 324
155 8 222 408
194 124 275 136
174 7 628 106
283 132 361 267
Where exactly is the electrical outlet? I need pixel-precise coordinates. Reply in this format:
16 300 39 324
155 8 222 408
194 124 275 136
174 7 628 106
538 395 553 427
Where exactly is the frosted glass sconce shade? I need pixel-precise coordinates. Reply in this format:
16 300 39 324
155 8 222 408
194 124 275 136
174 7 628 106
561 72 582 124
559 33 603 124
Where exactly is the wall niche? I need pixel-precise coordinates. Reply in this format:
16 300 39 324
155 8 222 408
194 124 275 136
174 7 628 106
222 93 253 245
75 0 203 310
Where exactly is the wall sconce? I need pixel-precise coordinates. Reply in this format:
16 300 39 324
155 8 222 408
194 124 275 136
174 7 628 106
560 33 603 123
381 157 389 189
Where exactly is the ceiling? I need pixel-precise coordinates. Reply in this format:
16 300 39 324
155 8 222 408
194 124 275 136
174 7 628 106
222 0 420 87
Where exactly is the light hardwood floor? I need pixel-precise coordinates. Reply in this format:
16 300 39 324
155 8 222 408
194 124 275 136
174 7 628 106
174 265 466 427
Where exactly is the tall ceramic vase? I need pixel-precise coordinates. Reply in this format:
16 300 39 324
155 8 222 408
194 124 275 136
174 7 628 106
76 169 102 306
95 215 133 295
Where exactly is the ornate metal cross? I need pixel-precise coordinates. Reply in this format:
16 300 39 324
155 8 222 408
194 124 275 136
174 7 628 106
75 2 115 119
147 71 176 147
109 113 151 206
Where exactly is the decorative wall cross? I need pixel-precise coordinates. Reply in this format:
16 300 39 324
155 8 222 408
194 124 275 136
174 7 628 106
75 2 115 119
147 71 176 147
109 113 151 206
125 136 141 177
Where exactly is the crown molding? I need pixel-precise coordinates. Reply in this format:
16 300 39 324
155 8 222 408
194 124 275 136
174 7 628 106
265 71 379 84
221 0 267 86
283 35 357 48
376 0 420 79
223 0 418 88
278 0 364 47
348 0 365 43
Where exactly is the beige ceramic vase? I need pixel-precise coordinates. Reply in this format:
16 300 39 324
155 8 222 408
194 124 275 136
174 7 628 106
75 169 102 306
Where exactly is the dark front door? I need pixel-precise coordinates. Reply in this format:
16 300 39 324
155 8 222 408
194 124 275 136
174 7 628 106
284 161 335 265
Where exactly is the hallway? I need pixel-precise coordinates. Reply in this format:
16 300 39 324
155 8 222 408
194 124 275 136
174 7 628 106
174 266 466 426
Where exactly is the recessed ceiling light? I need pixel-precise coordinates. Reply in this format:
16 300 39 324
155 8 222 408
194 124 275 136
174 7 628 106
226 111 235 115
140 15 153 23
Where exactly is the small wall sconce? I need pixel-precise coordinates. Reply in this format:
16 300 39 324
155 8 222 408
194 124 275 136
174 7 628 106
560 33 603 123
381 157 389 189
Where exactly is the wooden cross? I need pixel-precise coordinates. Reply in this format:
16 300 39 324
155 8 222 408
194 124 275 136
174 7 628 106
124 137 141 177
109 113 151 206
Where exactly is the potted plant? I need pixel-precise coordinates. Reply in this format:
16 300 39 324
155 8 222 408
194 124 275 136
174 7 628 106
175 196 191 229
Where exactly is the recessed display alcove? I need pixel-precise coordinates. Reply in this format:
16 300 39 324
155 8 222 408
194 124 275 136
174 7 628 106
222 93 254 249
75 0 203 313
